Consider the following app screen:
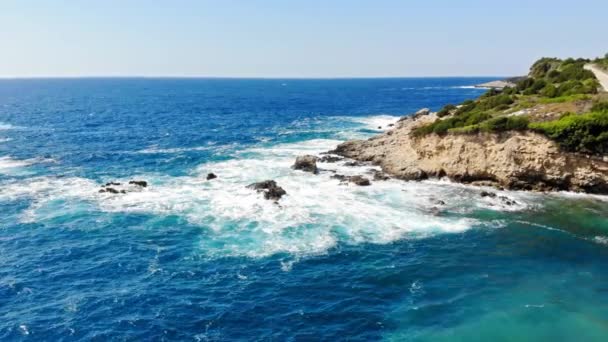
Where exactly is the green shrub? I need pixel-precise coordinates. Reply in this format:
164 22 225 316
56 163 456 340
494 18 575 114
437 104 456 118
479 116 529 132
591 102 608 112
540 84 558 98
530 111 608 154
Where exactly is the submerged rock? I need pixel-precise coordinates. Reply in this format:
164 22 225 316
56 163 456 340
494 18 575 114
129 180 148 187
293 155 318 174
247 180 287 201
206 173 217 180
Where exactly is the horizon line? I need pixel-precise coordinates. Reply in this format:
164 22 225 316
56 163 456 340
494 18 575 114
0 74 511 80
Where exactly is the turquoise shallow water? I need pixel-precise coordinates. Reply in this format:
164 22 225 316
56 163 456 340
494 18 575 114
1 78 608 340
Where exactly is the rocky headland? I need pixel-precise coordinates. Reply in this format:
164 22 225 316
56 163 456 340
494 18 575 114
330 56 608 194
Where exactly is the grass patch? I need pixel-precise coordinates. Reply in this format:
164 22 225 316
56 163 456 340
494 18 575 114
538 94 591 104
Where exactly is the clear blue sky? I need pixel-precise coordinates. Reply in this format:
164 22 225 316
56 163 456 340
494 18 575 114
1 0 606 77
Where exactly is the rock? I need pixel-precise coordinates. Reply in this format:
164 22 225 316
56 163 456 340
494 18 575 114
498 196 517 206
378 126 382 129
435 200 446 205
105 182 121 186
105 187 120 194
413 108 431 119
372 170 390 181
318 155 343 163
480 191 497 198
247 180 287 201
349 175 371 186
388 123 395 127
129 180 148 187
206 173 217 180
292 155 318 174
344 161 364 167
331 174 371 186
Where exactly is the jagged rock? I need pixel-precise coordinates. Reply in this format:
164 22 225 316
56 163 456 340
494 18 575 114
435 200 446 205
378 126 382 129
247 180 287 201
388 123 395 127
129 180 148 187
206 173 217 180
292 155 318 174
318 155 343 163
105 182 121 186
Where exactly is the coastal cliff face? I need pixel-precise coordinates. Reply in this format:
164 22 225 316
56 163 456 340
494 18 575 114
333 114 608 194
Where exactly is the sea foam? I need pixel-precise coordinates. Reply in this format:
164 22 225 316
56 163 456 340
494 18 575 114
0 138 524 259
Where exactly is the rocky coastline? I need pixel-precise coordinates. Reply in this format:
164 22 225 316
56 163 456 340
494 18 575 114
329 110 608 194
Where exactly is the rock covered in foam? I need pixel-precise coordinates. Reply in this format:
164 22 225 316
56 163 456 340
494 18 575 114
99 179 148 194
292 155 318 174
247 180 287 201
206 173 217 180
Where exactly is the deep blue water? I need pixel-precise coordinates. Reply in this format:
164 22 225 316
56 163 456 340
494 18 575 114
1 78 608 341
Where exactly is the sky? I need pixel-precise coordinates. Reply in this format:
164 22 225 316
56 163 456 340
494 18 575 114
0 0 606 78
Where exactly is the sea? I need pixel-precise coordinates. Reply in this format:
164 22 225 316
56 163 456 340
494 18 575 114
1 78 607 341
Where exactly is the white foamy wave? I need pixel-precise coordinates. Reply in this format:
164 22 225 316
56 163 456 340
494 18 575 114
452 86 477 89
593 236 608 245
0 122 17 130
0 156 57 175
0 139 501 259
349 115 401 131
136 145 216 154
0 156 30 169
0 138 12 143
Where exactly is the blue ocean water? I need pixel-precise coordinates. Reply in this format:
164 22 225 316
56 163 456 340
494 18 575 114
1 78 608 341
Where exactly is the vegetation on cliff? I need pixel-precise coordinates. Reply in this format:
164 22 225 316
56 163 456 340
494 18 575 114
413 54 608 155
595 53 608 71
530 105 608 155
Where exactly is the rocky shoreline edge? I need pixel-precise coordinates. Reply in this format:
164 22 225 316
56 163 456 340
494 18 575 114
330 108 608 194
96 108 608 204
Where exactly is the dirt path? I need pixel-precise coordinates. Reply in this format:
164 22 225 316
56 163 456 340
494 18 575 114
585 64 608 92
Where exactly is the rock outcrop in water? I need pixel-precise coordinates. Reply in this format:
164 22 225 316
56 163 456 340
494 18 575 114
206 173 217 180
99 180 149 194
129 180 148 187
247 180 287 201
332 112 608 194
293 155 319 174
